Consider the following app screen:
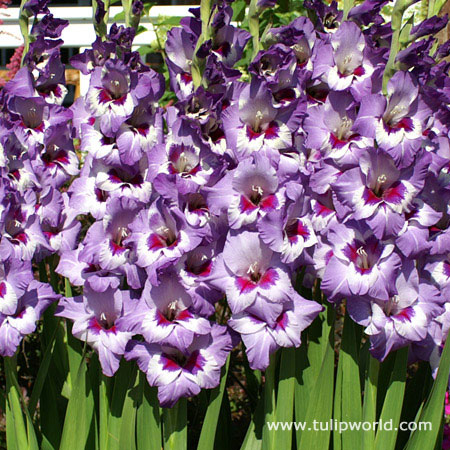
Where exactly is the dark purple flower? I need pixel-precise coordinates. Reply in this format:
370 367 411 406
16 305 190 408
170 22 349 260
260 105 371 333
95 0 106 24
410 14 448 40
23 0 50 16
0 197 49 261
85 60 141 134
221 80 293 159
70 38 116 75
165 27 197 99
78 197 143 289
31 14 69 38
313 21 375 99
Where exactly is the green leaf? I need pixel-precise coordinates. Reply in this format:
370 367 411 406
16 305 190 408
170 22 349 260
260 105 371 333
375 351 395 416
274 348 296 450
374 346 408 450
5 356 33 450
136 372 161 450
335 312 363 450
243 351 261 410
5 355 39 450
198 357 230 449
153 16 182 27
434 0 447 14
28 323 59 418
405 337 450 450
163 397 187 449
261 353 278 450
214 388 233 450
99 374 111 450
232 0 247 22
39 370 64 448
297 326 335 450
118 377 139 450
362 356 380 450
333 344 343 450
105 360 138 450
399 14 414 44
240 393 264 450
397 362 432 447
59 354 94 450
40 434 56 450
113 11 125 21
295 285 332 444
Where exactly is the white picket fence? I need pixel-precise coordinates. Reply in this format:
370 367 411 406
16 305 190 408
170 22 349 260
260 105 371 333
0 5 195 48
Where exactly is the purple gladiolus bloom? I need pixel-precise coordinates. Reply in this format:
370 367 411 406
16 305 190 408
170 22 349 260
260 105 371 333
78 197 143 289
347 262 444 361
332 148 430 238
165 27 196 99
0 259 34 317
31 14 69 39
267 17 317 74
36 190 81 255
222 80 293 158
206 156 284 229
125 323 233 407
56 284 135 376
125 198 205 284
304 91 371 165
0 199 49 261
0 260 59 357
209 230 297 325
258 182 317 264
89 158 152 205
175 245 223 315
149 138 216 199
117 271 212 351
85 60 145 134
321 221 401 301
229 293 322 370
353 71 429 167
313 21 375 99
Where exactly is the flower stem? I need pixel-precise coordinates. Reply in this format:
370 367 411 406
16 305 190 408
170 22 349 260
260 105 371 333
249 0 261 60
19 0 30 65
191 0 213 88
93 0 110 39
382 0 419 93
343 0 354 20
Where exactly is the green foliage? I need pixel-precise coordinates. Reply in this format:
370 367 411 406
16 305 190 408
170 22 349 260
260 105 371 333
2 276 450 450
2 3 450 450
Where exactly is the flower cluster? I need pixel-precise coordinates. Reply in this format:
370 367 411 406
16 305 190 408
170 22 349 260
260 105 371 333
1 0 449 407
0 0 69 354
